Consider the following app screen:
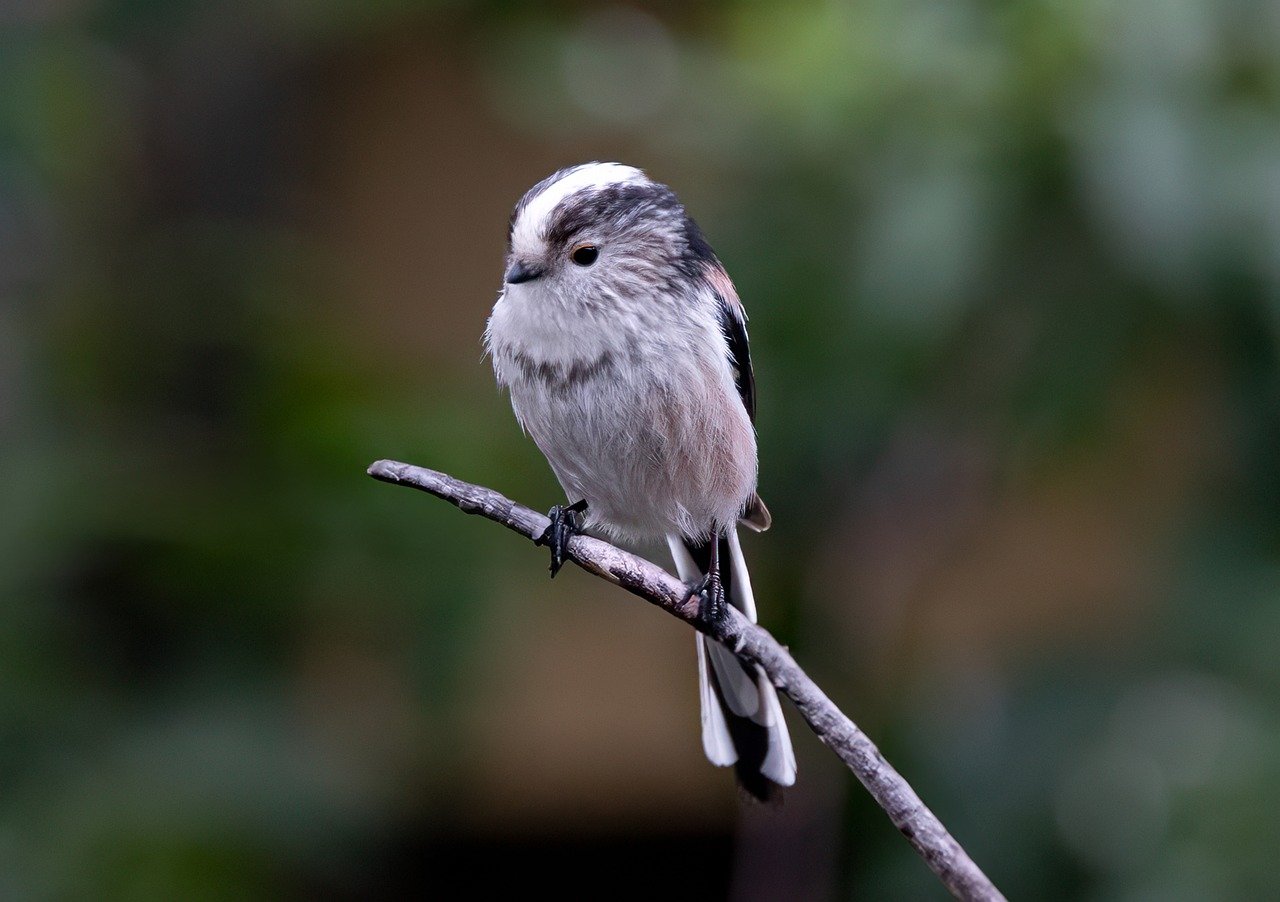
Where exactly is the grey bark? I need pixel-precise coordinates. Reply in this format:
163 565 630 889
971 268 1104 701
367 459 1006 902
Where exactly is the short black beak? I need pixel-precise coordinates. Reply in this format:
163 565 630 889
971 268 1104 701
504 260 543 285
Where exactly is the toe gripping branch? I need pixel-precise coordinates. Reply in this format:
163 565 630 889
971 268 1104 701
536 499 588 578
683 535 727 627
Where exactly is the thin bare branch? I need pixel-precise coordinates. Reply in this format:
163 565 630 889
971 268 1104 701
368 459 1005 902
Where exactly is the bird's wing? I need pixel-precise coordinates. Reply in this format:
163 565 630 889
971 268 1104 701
706 266 756 423
706 266 771 531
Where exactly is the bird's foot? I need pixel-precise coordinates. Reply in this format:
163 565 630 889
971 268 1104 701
684 568 727 626
535 499 588 578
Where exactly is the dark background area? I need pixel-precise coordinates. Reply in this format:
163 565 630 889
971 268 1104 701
3 1 1279 898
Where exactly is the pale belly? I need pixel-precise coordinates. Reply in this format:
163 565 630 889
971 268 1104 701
506 359 757 541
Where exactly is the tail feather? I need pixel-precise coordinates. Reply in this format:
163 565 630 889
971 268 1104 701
705 637 760 718
666 528 796 801
695 634 737 766
754 667 798 786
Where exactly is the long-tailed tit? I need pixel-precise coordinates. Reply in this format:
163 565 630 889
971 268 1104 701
486 162 796 800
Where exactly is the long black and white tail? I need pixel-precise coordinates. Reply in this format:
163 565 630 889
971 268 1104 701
667 528 796 801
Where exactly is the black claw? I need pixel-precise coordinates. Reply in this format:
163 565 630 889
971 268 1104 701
684 569 726 625
536 499 588 578
682 530 728 625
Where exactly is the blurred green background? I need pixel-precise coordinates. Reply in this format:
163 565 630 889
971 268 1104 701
4 0 1280 898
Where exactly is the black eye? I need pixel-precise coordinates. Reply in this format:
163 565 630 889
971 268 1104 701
570 244 599 266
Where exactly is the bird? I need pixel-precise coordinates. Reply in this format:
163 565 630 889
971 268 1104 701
485 162 796 801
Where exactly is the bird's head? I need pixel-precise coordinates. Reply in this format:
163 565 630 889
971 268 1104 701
502 162 715 314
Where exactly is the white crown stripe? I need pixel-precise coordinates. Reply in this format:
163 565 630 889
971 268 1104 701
512 163 647 251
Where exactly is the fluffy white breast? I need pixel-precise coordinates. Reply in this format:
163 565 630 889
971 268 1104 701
488 280 623 372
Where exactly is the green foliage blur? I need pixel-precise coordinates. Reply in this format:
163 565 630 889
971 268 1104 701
3 1 1279 898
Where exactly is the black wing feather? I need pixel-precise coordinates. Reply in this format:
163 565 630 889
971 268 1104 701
716 294 756 423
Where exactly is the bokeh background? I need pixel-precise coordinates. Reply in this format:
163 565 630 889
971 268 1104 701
4 0 1280 898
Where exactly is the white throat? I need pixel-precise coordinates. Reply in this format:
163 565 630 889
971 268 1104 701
489 281 622 366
